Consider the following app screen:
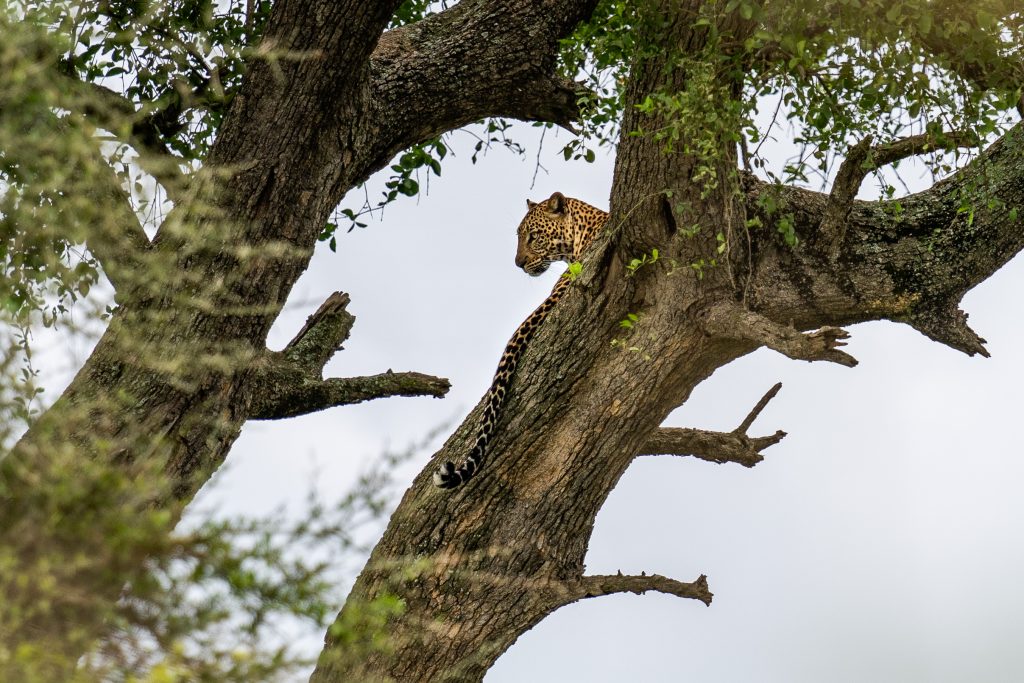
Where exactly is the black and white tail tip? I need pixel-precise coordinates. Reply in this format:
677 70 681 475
432 458 476 489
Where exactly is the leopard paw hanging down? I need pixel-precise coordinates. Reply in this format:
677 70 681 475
433 191 608 489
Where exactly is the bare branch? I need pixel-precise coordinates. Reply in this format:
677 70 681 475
704 303 858 367
248 370 450 420
736 381 782 434
819 131 979 258
642 427 785 467
871 131 982 166
248 292 449 420
567 573 713 607
641 383 786 467
903 301 990 358
282 292 356 375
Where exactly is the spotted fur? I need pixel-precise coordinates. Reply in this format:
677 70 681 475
433 192 608 489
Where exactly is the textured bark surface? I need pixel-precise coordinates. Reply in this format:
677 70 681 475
5 0 1024 680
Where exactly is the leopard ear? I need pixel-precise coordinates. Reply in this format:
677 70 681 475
526 199 538 209
547 191 566 213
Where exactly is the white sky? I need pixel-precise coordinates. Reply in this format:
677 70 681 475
32 119 1024 681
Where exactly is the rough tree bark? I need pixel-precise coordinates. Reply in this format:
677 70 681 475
4 0 1022 680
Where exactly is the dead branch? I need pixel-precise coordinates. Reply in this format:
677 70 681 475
642 428 785 467
567 573 713 606
248 292 449 419
642 383 786 467
704 303 858 367
903 301 990 358
282 292 357 374
248 371 450 420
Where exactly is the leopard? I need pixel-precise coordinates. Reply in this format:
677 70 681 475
433 191 608 489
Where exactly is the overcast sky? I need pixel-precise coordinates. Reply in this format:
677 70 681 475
35 117 1024 681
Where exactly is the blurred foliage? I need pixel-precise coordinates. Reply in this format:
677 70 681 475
0 8 105 440
53 0 268 159
1 412 431 681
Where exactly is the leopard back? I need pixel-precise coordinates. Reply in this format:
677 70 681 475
434 192 608 489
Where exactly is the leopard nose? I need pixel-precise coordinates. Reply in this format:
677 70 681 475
515 254 527 268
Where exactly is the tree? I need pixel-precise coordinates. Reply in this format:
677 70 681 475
2 0 1023 680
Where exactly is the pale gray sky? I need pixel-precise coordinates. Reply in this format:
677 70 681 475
34 120 1024 681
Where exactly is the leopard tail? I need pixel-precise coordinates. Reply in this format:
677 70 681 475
433 279 569 489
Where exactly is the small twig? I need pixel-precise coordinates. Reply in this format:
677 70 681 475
530 125 548 189
568 573 712 607
735 381 782 434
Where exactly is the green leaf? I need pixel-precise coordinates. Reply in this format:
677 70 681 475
397 178 419 196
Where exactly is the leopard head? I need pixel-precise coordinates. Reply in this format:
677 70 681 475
514 191 576 276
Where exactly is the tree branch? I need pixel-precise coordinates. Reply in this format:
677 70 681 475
818 131 980 258
566 573 713 607
282 291 356 375
739 123 1024 357
903 300 990 358
248 371 450 420
76 134 153 295
704 302 859 367
641 383 785 467
642 428 785 467
247 292 450 420
366 0 597 163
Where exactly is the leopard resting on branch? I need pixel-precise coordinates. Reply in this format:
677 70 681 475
433 191 608 489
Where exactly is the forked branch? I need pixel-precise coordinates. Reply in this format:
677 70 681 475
247 292 450 419
818 131 979 258
642 383 786 467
